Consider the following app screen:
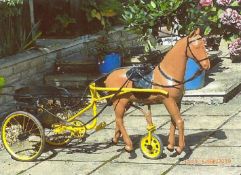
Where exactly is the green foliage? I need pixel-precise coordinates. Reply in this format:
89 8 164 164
122 0 241 51
176 1 221 36
80 0 123 29
0 1 41 58
20 23 42 51
50 14 76 35
122 0 184 52
1 0 23 6
0 76 6 89
177 0 241 41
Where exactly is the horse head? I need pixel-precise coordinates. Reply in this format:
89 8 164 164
186 28 210 70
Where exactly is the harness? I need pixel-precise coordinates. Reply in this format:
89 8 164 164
127 36 209 89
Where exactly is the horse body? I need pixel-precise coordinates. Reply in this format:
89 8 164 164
104 29 210 154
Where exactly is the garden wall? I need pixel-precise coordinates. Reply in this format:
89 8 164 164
0 27 139 113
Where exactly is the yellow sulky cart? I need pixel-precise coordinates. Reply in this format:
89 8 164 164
1 82 168 161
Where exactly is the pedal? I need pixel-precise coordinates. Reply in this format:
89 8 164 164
95 121 107 131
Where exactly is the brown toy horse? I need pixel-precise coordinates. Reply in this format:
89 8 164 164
104 28 210 155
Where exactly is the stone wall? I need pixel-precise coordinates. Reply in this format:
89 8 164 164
0 27 140 112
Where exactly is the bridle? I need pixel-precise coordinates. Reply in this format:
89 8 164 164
154 36 209 88
185 36 209 67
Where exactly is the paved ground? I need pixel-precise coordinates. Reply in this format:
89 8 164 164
0 90 241 175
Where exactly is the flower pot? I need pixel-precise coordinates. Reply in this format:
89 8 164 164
230 54 241 63
184 58 205 90
99 53 121 74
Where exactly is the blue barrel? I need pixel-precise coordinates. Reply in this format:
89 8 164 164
184 58 205 90
99 53 121 74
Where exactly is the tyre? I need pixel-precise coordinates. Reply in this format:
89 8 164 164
1 111 45 161
140 134 163 159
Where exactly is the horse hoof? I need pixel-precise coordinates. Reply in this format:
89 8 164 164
111 138 118 145
166 146 174 152
124 146 133 153
175 148 183 155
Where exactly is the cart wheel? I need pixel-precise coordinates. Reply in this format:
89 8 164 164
70 120 86 139
45 120 86 146
45 128 72 147
1 111 45 161
140 134 163 159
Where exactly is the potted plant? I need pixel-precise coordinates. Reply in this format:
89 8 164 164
79 0 124 74
229 38 241 62
95 31 123 74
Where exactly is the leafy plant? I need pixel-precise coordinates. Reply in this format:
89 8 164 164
177 0 241 38
178 0 241 53
0 0 41 58
80 0 123 29
122 0 184 52
19 22 42 51
50 13 76 35
1 0 23 6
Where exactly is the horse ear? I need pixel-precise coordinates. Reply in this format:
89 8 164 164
189 28 200 37
195 28 200 35
189 30 195 37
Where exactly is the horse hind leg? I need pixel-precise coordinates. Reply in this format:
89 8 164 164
112 98 133 151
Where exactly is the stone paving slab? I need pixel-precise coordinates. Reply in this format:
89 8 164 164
21 161 102 175
202 129 241 147
0 151 37 175
40 144 121 162
181 103 241 116
92 162 171 175
167 165 241 175
178 147 241 166
220 112 241 130
154 129 222 149
105 116 170 131
128 104 193 116
162 115 230 130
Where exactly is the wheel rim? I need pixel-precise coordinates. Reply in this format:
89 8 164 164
45 120 86 146
2 113 44 161
70 120 86 138
140 135 162 159
45 128 72 146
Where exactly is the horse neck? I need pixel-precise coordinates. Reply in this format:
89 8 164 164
159 38 188 81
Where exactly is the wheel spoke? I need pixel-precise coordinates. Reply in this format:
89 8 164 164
2 112 45 161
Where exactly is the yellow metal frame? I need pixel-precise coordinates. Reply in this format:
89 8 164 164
67 82 168 131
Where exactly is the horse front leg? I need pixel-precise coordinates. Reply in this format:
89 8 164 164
167 101 181 152
167 119 176 152
163 99 185 154
113 99 133 152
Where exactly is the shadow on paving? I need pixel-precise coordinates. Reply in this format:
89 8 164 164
38 129 227 162
205 60 229 86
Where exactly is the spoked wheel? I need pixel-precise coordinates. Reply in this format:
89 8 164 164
44 109 75 146
45 127 72 146
140 134 163 159
45 120 86 146
1 111 45 161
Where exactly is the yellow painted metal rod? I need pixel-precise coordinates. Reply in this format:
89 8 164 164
90 84 168 96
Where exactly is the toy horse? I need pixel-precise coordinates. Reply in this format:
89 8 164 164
104 28 210 155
